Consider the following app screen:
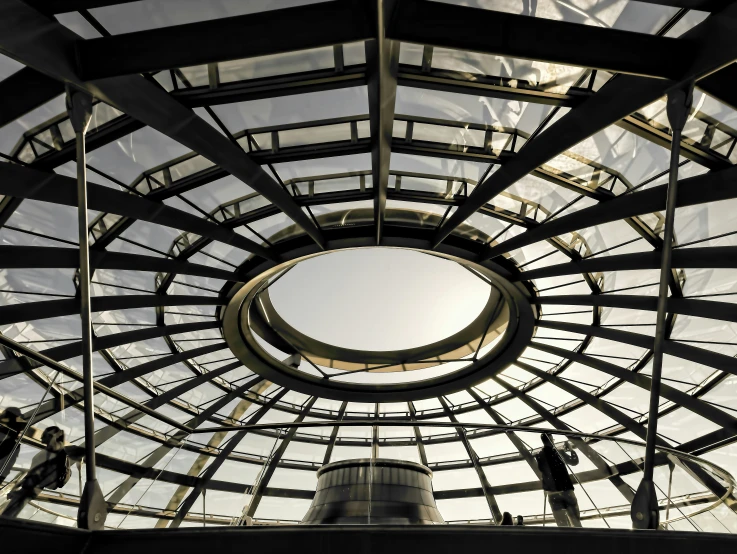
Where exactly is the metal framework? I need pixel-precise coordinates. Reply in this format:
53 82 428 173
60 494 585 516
1 0 737 532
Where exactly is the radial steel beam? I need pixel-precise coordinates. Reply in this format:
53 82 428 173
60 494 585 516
0 163 275 261
245 397 318 518
521 246 737 281
322 402 349 465
632 83 693 530
538 295 737 324
170 388 288 527
439 396 503 524
0 246 241 281
483 163 737 261
25 357 238 427
108 377 266 511
0 320 220 379
431 4 737 248
489 376 636 503
0 0 325 250
531 341 737 434
467 388 541 478
408 401 428 466
0 294 224 326
75 1 373 80
389 0 687 79
366 0 399 244
0 67 64 128
536 319 737 377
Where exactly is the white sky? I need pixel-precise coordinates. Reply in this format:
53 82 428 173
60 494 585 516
269 248 491 351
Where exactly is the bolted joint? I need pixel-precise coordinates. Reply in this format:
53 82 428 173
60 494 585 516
665 81 695 134
77 478 108 530
66 85 94 135
630 478 660 530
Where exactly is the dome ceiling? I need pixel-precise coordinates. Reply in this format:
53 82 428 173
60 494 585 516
0 0 737 531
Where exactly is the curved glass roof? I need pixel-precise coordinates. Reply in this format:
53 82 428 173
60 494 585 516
1 0 737 532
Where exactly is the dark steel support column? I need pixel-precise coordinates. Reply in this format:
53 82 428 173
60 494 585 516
631 82 694 531
67 87 107 530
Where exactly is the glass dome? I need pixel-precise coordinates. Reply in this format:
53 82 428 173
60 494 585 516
1 0 737 534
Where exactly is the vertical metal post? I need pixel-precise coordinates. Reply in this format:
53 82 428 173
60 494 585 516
631 82 693 530
67 86 107 530
371 403 380 459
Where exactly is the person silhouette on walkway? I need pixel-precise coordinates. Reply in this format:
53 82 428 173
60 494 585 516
1 426 71 518
0 408 26 486
535 433 582 527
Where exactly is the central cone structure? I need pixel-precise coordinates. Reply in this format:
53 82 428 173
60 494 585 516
301 458 445 525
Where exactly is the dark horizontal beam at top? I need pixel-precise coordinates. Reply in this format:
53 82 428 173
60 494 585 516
22 0 139 15
519 246 737 280
0 162 276 261
482 163 737 260
24 0 733 16
75 1 373 80
0 67 64 128
389 0 689 79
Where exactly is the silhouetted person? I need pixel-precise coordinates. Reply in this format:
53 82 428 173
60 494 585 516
1 426 71 518
535 434 581 527
0 408 26 485
501 511 514 526
515 515 524 526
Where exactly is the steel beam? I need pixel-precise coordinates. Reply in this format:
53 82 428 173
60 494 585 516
75 1 373 80
322 402 348 465
467 388 541 478
490 376 636 503
538 295 737 324
432 5 737 248
107 377 266 510
0 0 325 249
366 0 399 244
521 246 737 281
389 0 688 79
0 320 220 379
170 388 288 527
483 163 737 260
0 67 64 128
0 245 241 281
531 341 737 434
245 397 318 518
0 163 275 261
408 402 428 466
0 294 224 326
536 319 737 377
439 396 503 524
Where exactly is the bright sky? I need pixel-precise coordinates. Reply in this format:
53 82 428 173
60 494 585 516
269 248 491 351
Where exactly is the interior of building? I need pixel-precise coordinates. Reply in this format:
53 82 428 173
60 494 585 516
1 0 737 551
